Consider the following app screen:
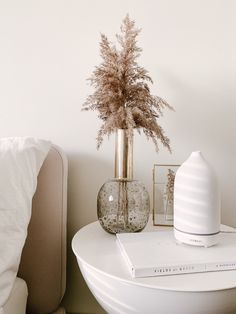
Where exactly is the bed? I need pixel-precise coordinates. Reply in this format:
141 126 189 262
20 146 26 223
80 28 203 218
2 145 68 314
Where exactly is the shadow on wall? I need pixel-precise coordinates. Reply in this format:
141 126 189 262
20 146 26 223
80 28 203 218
62 152 110 314
67 152 113 232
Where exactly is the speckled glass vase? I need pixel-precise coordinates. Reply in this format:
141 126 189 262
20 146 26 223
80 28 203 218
97 129 150 234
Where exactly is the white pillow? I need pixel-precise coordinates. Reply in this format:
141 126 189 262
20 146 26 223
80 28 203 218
0 137 51 309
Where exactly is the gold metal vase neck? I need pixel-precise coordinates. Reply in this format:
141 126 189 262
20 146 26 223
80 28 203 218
114 129 133 180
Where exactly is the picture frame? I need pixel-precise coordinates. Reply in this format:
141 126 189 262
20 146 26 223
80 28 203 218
153 164 179 226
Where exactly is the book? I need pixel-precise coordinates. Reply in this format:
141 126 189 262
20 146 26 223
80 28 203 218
116 229 236 278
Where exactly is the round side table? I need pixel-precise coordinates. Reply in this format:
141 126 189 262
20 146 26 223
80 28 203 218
72 221 236 314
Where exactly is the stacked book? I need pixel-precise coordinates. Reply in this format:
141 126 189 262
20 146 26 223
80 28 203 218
116 227 236 278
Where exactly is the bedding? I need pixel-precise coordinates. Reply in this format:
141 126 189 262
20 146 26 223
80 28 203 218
0 137 51 312
2 277 28 314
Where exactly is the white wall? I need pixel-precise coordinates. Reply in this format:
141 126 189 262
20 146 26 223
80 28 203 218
0 0 236 313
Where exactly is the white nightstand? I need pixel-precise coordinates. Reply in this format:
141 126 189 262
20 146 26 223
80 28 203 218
72 221 236 314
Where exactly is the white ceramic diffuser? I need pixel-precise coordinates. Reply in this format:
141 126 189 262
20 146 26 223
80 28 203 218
174 151 220 247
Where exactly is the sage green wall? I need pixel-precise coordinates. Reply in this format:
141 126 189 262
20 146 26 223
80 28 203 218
0 0 236 313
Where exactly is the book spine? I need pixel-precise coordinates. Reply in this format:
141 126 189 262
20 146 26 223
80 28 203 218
133 261 236 278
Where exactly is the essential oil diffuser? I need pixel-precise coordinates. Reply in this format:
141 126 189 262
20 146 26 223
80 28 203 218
174 151 221 247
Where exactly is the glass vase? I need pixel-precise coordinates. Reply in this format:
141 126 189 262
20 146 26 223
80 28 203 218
97 129 150 234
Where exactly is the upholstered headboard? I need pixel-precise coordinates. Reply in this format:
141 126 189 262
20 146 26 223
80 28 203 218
18 145 68 314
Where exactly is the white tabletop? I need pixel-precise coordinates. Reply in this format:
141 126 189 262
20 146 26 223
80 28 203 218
72 220 236 292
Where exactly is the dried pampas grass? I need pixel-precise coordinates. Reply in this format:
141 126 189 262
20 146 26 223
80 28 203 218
83 15 173 152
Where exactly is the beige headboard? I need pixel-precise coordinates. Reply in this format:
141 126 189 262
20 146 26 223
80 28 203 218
18 145 68 314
